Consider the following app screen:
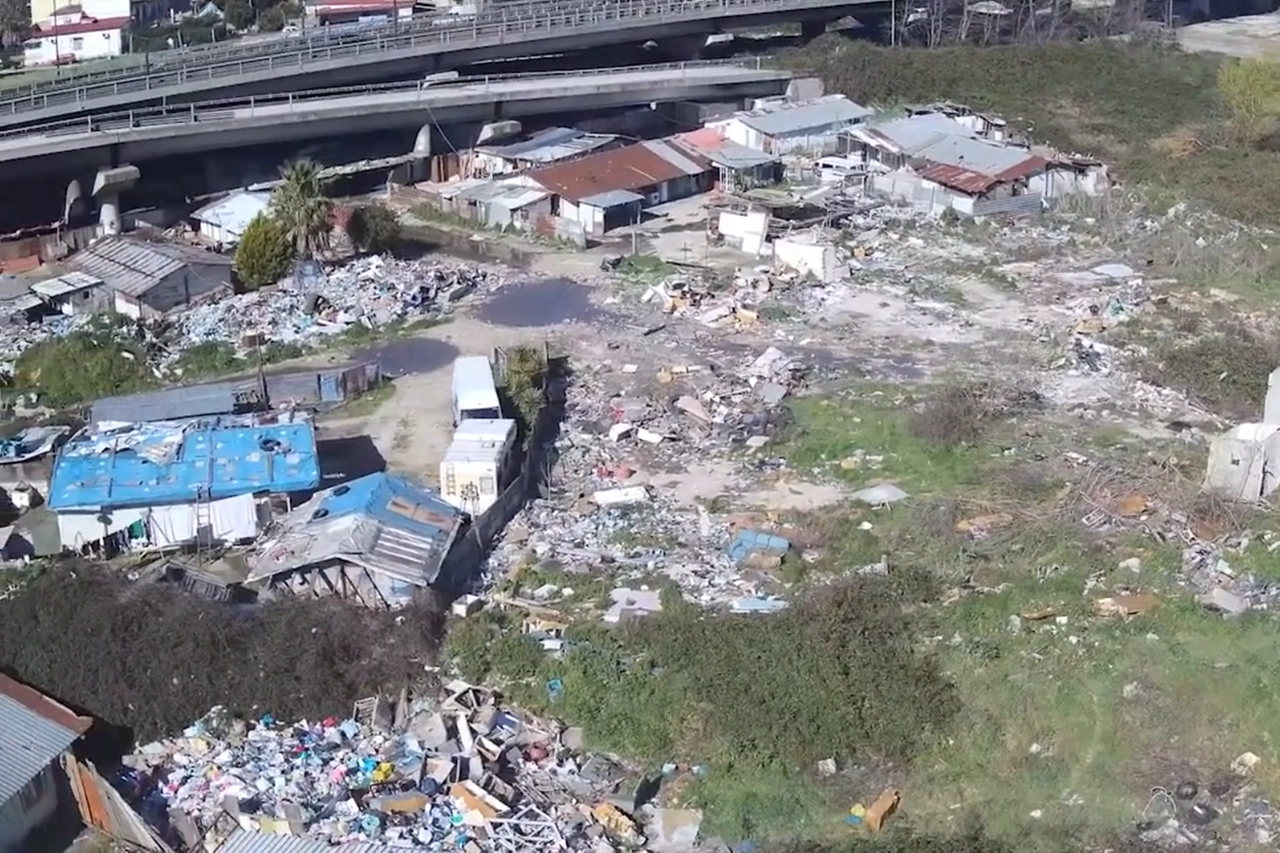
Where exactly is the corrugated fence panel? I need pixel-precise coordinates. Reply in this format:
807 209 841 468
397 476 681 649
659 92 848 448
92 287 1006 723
972 193 1044 218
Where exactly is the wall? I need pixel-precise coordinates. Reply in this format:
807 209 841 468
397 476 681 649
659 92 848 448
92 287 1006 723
0 763 60 853
774 237 836 280
768 125 852 157
136 262 231 316
24 27 123 66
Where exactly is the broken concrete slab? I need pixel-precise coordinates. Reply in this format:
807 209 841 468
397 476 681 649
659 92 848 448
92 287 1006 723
851 484 909 505
603 587 663 624
1198 586 1250 617
644 807 703 852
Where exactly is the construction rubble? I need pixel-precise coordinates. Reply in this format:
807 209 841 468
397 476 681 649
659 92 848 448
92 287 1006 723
122 684 704 853
172 256 489 358
0 255 492 381
484 345 834 614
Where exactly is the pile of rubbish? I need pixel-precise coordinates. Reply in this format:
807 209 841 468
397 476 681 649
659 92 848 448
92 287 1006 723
122 684 703 852
481 346 826 613
171 256 489 358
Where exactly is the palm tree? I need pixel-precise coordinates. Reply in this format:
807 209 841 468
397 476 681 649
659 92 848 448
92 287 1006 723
270 159 334 259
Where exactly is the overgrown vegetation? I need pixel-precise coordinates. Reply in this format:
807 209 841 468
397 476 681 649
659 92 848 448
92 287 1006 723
15 316 152 408
500 345 548 431
234 213 293 289
777 40 1280 226
1137 326 1279 419
0 567 441 740
446 577 958 841
347 202 402 254
170 339 306 381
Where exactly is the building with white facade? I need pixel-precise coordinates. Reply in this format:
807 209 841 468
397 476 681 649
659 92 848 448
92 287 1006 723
24 5 128 66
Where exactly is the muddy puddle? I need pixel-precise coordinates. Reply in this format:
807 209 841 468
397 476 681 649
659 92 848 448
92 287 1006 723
478 278 611 327
355 338 459 377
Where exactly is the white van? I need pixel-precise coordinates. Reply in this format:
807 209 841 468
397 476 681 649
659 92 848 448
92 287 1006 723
451 356 502 426
439 418 518 515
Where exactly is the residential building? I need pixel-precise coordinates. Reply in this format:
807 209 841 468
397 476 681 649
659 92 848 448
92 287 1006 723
529 140 712 237
66 236 234 318
0 673 93 853
706 95 872 156
676 129 782 192
29 271 106 316
844 113 982 170
0 274 45 325
305 0 412 24
47 414 320 551
189 191 271 247
247 472 465 609
472 127 621 177
24 5 129 66
423 178 552 233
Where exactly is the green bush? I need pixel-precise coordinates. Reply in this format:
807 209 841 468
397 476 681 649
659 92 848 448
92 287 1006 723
347 202 402 254
446 576 957 769
15 316 153 408
234 214 293 289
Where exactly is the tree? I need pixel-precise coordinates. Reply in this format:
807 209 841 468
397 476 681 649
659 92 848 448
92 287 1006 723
221 0 255 30
0 0 28 48
270 159 334 258
257 4 286 31
1218 58 1280 142
346 202 402 254
234 214 293 289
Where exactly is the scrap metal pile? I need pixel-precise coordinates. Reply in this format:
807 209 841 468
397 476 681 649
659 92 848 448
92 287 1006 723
122 683 701 852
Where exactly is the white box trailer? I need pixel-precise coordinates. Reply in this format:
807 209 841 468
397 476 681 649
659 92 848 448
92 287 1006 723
440 418 518 515
451 355 502 426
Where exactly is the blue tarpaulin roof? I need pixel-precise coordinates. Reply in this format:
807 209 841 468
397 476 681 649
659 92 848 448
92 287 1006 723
247 472 463 593
48 416 320 511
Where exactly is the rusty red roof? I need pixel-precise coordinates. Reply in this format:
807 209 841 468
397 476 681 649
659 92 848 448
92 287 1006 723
916 162 1000 195
32 14 129 34
528 140 710 203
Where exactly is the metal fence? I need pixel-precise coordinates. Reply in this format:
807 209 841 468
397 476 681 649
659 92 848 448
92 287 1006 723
0 0 854 120
971 193 1045 218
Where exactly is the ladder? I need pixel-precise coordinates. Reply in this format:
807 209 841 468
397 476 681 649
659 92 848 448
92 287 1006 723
193 485 212 556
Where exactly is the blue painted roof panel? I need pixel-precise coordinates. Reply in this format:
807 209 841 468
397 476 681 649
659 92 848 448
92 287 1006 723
48 417 320 510
247 472 463 589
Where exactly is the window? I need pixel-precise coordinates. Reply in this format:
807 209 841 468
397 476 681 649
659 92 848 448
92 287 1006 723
71 37 83 50
479 476 496 495
18 767 48 811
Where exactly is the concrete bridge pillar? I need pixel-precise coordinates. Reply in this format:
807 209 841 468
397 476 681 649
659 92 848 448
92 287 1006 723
64 179 85 224
413 125 433 159
92 164 140 235
801 20 827 41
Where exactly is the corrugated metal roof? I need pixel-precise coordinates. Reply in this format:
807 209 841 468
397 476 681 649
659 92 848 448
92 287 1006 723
675 133 778 170
851 113 978 155
190 192 272 239
476 127 619 164
30 271 104 299
0 673 92 806
67 237 232 297
216 829 403 853
528 141 710 203
91 380 251 425
735 95 872 137
578 189 644 209
48 416 320 511
912 135 1045 179
248 472 463 589
916 162 1000 195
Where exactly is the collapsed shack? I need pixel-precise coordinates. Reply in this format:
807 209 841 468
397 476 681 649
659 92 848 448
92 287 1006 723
0 565 443 741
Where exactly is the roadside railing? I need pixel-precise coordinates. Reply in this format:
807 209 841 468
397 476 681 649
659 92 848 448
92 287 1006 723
0 0 844 118
0 59 778 143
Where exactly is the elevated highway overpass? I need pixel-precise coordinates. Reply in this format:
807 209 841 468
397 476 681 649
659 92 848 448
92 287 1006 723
0 62 792 179
0 0 873 129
